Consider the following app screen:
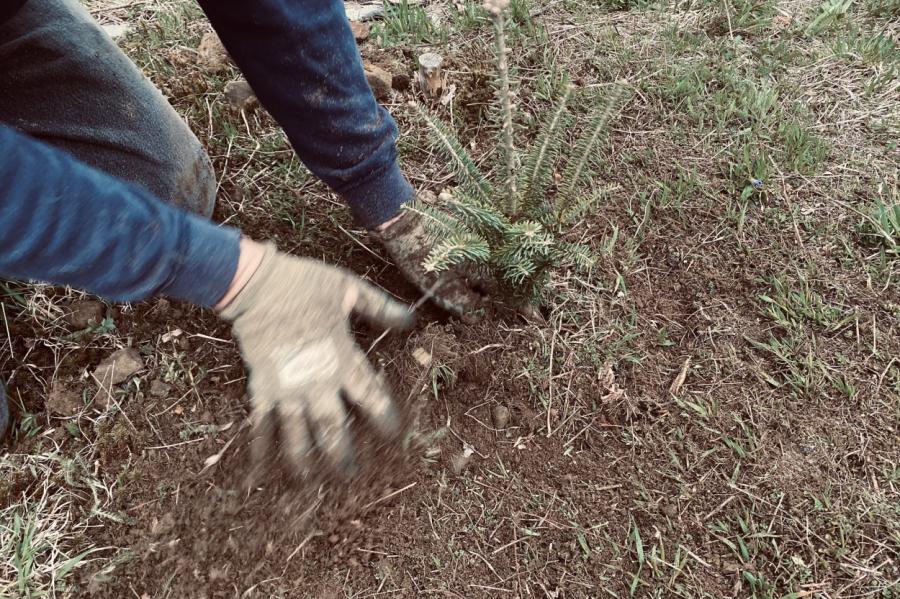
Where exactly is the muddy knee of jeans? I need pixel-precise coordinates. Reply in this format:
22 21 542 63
168 147 216 218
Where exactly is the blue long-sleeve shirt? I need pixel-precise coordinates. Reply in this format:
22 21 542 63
0 0 414 307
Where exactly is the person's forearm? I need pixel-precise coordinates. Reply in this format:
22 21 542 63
0 125 240 306
198 0 415 228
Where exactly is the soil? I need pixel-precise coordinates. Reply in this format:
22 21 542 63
4 209 896 596
78 320 632 598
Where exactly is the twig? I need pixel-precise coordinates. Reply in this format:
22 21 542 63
336 223 390 264
1 302 12 359
362 482 417 510
366 279 443 356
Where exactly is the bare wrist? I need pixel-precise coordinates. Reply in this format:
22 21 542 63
215 237 266 311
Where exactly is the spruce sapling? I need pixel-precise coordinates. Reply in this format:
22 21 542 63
409 0 627 305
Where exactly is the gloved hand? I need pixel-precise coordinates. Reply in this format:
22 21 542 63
219 243 414 476
372 191 490 319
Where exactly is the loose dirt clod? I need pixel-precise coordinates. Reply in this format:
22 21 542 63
391 72 411 91
224 80 257 110
491 404 510 428
150 513 176 537
47 381 82 416
65 300 105 329
94 348 144 387
350 21 370 42
5 2 898 597
197 30 230 73
364 64 393 101
149 379 172 398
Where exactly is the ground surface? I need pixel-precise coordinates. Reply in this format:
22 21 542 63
1 0 898 597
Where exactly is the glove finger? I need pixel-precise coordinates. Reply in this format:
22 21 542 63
341 347 400 439
347 276 415 331
278 400 314 478
305 386 356 476
247 405 277 488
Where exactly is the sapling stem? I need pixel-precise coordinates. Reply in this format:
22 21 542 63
485 0 517 216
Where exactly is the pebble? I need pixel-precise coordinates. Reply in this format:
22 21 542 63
94 348 144 387
224 79 257 110
101 23 129 40
149 379 173 398
344 2 385 21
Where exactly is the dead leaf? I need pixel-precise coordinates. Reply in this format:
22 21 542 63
160 328 183 343
669 357 691 396
412 347 433 368
598 362 615 390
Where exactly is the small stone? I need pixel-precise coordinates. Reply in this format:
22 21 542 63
197 30 230 73
350 21 370 41
224 79 257 110
149 379 172 398
94 348 144 387
101 23 129 40
65 300 105 329
491 405 510 429
391 72 411 91
47 381 82 416
344 2 385 21
364 64 393 101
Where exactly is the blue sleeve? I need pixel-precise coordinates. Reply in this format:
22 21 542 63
198 0 415 228
0 125 240 307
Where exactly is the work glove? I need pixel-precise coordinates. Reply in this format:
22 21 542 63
219 244 414 477
372 191 490 319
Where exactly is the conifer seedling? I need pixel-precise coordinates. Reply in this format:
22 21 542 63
409 0 627 305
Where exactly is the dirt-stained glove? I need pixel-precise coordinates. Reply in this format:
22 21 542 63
372 191 489 319
219 244 414 476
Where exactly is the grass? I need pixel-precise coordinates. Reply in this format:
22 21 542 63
0 450 116 596
0 0 898 596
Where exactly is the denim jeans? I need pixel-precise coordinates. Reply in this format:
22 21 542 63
0 0 217 216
